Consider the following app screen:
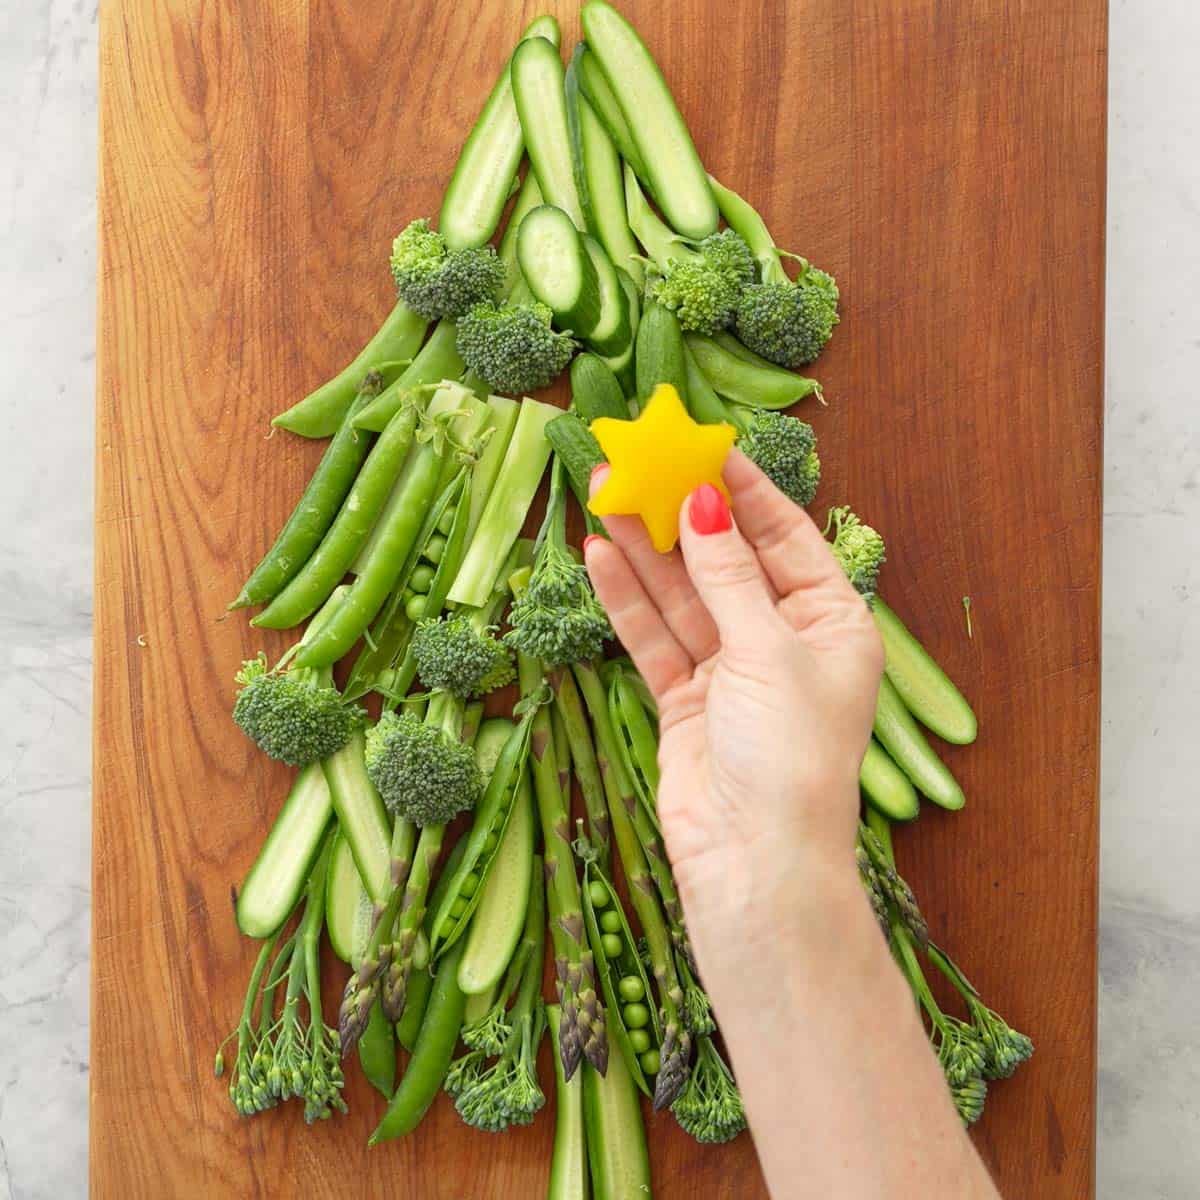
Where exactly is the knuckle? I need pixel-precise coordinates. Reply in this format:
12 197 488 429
702 550 761 592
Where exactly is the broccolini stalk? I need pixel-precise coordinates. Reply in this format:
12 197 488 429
518 649 608 1080
671 1035 746 1144
571 661 691 1110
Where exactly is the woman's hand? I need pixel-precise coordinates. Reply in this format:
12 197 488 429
584 450 883 926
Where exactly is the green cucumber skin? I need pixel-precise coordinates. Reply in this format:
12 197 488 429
518 205 602 335
873 598 978 745
576 44 649 182
636 301 689 405
571 354 628 422
859 738 920 822
601 270 641 397
321 731 391 905
236 763 332 939
325 829 375 963
438 15 561 251
582 1035 652 1200
580 1 718 241
874 675 966 811
580 236 632 355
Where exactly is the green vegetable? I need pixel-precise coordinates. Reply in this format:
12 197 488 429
824 505 887 603
357 1001 397 1099
369 937 469 1142
580 236 633 355
581 0 718 239
599 269 640 395
608 664 661 831
685 329 823 409
574 43 649 182
498 172 546 297
874 675 966 811
233 373 383 609
517 204 602 335
321 730 391 903
635 299 689 405
390 218 504 320
546 413 607 512
324 828 374 964
709 174 840 367
625 165 752 335
546 1005 590 1200
582 1029 652 1200
395 967 434 1053
859 737 920 822
352 319 466 433
271 301 427 438
671 1035 746 1143
570 353 629 422
873 597 978 745
456 296 577 395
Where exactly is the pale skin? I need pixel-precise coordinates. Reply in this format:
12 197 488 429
584 451 1000 1200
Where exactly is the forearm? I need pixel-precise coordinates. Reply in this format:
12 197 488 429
679 838 999 1200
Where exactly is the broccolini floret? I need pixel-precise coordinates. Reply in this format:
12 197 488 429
824 505 886 602
390 218 504 320
671 1036 746 1144
456 299 577 395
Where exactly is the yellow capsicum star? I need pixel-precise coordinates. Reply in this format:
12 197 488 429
588 383 737 553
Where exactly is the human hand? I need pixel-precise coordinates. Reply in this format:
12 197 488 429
584 450 884 931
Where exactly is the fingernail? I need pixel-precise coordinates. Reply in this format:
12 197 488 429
589 464 610 495
582 534 603 554
688 484 732 536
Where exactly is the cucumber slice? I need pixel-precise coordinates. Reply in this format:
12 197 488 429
518 205 602 336
873 598 978 745
326 829 375 964
439 15 561 250
512 37 586 230
582 1032 652 1200
498 172 545 298
581 235 631 355
566 45 644 289
237 763 332 938
600 269 640 397
580 1 718 240
457 773 535 995
321 731 391 904
576 44 649 182
874 676 966 811
859 738 920 822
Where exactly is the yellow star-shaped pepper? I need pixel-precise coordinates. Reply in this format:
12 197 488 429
588 383 737 553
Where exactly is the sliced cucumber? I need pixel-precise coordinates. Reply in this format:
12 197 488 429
498 172 545 298
518 205 602 336
512 36 586 230
567 45 644 289
582 1032 652 1200
873 598 978 745
439 15 561 250
580 1 718 240
326 829 375 964
859 738 920 822
581 235 632 355
575 43 649 182
600 269 640 397
457 774 535 995
547 1005 589 1200
874 675 966 811
237 763 332 938
321 731 391 904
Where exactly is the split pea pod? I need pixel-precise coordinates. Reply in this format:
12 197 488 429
233 375 383 610
580 861 660 1096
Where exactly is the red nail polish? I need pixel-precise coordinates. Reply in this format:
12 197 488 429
689 484 732 535
582 534 603 554
590 464 608 482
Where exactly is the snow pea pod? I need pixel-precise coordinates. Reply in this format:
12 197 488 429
232 376 381 610
353 319 464 433
273 300 428 438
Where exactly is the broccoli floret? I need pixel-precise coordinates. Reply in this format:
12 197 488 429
456 300 577 395
647 229 755 336
454 1008 546 1132
824 506 886 601
735 266 840 368
232 655 363 767
737 410 821 508
505 465 611 666
364 709 481 826
671 1036 746 1144
411 615 515 699
389 218 504 320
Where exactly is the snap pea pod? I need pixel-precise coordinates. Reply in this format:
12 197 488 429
288 412 457 669
395 966 434 1053
608 666 660 833
272 300 428 438
252 399 423 630
353 319 466 433
369 937 468 1143
580 859 660 1097
427 710 538 960
358 1000 396 1098
233 375 382 609
684 330 823 410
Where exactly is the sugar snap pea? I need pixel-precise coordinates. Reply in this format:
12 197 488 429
608 666 660 832
353 319 466 433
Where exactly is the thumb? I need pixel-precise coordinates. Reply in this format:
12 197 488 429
678 484 787 656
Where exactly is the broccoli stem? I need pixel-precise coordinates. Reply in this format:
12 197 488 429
570 662 691 1110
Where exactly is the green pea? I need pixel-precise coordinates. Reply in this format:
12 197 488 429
459 872 480 898
409 563 436 593
599 910 622 934
639 1049 660 1075
617 975 644 1003
450 897 468 918
437 506 457 535
483 833 499 853
601 933 623 959
627 1028 651 1054
405 593 427 621
622 1002 649 1030
588 881 610 908
424 534 447 565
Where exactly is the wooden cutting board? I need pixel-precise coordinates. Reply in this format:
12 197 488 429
93 1 1106 1195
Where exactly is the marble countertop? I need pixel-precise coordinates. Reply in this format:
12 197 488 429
0 0 1195 1195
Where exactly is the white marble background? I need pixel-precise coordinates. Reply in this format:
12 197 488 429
0 0 1194 1195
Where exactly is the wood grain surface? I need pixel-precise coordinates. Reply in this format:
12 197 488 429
93 1 1107 1196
